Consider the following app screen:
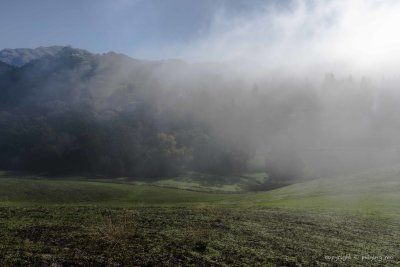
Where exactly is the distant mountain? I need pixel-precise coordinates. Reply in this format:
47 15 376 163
0 45 256 178
0 46 90 67
0 45 219 178
0 46 162 106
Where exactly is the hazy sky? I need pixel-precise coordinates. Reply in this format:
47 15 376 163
0 0 285 58
1 0 400 74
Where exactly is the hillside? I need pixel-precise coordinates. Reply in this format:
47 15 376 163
0 46 77 66
0 61 13 74
242 166 400 218
0 172 232 206
0 169 399 266
1 166 399 217
1 46 399 183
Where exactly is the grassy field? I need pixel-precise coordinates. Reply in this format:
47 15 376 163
0 168 399 266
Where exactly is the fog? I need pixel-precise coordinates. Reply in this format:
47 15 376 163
1 0 400 183
175 0 400 77
159 0 400 179
150 63 399 180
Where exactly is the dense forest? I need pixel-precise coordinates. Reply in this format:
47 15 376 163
0 46 399 180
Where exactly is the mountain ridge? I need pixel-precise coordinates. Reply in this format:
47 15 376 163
0 45 188 68
0 46 91 67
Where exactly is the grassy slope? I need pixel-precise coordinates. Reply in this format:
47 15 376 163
0 177 234 207
1 166 400 217
240 166 400 218
0 169 399 266
117 172 270 193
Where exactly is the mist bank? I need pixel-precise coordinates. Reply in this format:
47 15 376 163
0 46 399 181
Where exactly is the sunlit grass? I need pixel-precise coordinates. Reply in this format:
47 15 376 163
1 167 400 219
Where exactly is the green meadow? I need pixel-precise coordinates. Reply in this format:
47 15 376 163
0 168 399 266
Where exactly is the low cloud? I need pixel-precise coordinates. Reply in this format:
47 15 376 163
179 0 400 76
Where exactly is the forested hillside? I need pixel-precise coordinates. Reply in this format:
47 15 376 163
0 46 399 180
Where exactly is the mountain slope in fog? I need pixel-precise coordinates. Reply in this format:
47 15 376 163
0 61 13 74
0 46 250 178
0 46 399 182
0 46 181 105
0 46 80 67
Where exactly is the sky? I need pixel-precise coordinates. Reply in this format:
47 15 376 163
1 0 400 74
0 0 283 58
